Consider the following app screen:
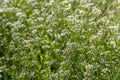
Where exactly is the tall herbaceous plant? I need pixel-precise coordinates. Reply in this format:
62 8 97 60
0 0 120 80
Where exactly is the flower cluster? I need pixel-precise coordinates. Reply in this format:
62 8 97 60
0 0 120 80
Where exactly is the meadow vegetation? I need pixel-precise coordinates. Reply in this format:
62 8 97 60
0 0 120 80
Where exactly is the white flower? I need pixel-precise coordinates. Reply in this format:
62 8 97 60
27 0 35 4
0 8 3 13
92 7 101 16
108 25 119 31
102 68 108 73
47 0 54 6
108 26 118 29
3 0 9 3
32 29 37 34
50 0 54 3
70 0 75 2
84 3 94 8
89 35 98 42
61 29 70 36
85 64 94 71
16 12 27 18
32 9 40 16
37 17 44 21
97 30 103 36
110 40 116 48
47 29 53 33
118 0 120 3
0 69 2 72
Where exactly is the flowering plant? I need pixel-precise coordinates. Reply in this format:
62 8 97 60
0 0 120 80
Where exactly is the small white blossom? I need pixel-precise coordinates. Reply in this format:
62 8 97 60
16 12 27 18
110 40 116 48
89 35 98 42
92 7 101 16
118 0 120 3
84 3 94 8
85 64 94 71
50 0 54 3
0 8 3 13
102 68 108 73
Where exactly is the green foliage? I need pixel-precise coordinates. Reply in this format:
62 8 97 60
0 0 120 80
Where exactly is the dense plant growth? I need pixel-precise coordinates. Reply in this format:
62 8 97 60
0 0 120 80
